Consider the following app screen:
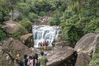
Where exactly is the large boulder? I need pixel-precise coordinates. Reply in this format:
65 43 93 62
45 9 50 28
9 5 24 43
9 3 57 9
74 33 99 55
2 20 21 34
47 46 75 66
75 53 91 66
74 33 99 66
2 38 35 63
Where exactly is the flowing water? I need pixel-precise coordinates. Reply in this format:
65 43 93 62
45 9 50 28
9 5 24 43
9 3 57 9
32 25 60 48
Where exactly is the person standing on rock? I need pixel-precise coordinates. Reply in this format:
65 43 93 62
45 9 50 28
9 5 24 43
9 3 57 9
34 53 40 66
43 41 48 50
32 54 40 66
38 52 48 66
28 56 33 66
39 42 43 50
23 54 28 66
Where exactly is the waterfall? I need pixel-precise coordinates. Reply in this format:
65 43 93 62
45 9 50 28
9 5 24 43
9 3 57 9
32 25 60 48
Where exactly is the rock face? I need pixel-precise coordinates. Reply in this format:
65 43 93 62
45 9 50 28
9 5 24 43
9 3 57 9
74 33 99 66
75 33 99 55
2 21 21 34
20 33 34 48
75 53 91 66
1 33 99 66
47 46 75 66
2 38 35 66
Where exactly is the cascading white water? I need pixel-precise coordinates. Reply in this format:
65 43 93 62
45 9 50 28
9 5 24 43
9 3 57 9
32 25 60 48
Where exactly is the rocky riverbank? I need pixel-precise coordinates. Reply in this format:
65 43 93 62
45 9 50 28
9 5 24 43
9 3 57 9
0 33 99 66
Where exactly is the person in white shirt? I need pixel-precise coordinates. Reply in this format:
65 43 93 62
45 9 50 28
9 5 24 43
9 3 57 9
28 56 33 66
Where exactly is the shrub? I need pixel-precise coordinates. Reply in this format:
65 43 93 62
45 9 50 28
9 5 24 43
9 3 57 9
60 15 84 47
83 18 99 34
0 29 8 40
28 13 38 22
19 18 32 32
95 28 99 34
39 11 46 16
89 46 99 66
0 11 9 22
0 12 3 22
12 32 21 39
48 11 62 26
17 3 30 15
16 25 28 35
12 25 28 39
48 17 60 26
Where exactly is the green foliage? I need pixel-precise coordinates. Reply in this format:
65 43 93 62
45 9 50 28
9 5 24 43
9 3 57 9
39 11 46 16
12 25 28 39
26 0 53 14
90 46 99 66
12 31 21 39
28 13 38 22
48 0 67 10
0 0 69 23
48 17 60 26
0 0 99 47
83 18 99 33
48 11 62 26
0 24 8 40
16 25 28 35
19 18 32 32
0 0 10 22
0 29 7 40
59 0 99 46
0 12 3 22
17 2 30 15
60 15 84 46
95 28 99 34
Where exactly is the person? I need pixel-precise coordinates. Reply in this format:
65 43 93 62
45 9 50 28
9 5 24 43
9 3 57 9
40 42 43 47
44 41 48 46
28 56 33 66
39 42 43 49
34 53 40 66
52 40 55 54
43 41 48 50
32 55 35 66
23 54 28 66
38 52 48 66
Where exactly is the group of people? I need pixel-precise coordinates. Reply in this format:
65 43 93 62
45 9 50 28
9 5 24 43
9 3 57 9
39 41 49 50
23 52 48 66
39 41 48 47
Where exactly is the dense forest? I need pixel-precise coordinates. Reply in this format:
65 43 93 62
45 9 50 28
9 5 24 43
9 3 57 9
0 0 99 65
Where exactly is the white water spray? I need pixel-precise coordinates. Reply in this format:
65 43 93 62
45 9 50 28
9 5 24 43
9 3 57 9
32 25 60 48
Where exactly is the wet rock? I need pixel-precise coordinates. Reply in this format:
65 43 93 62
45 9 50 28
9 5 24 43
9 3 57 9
47 46 75 66
2 20 21 34
75 53 91 66
74 33 99 55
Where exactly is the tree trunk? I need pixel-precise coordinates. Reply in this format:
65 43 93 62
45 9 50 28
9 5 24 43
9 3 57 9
78 0 83 11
